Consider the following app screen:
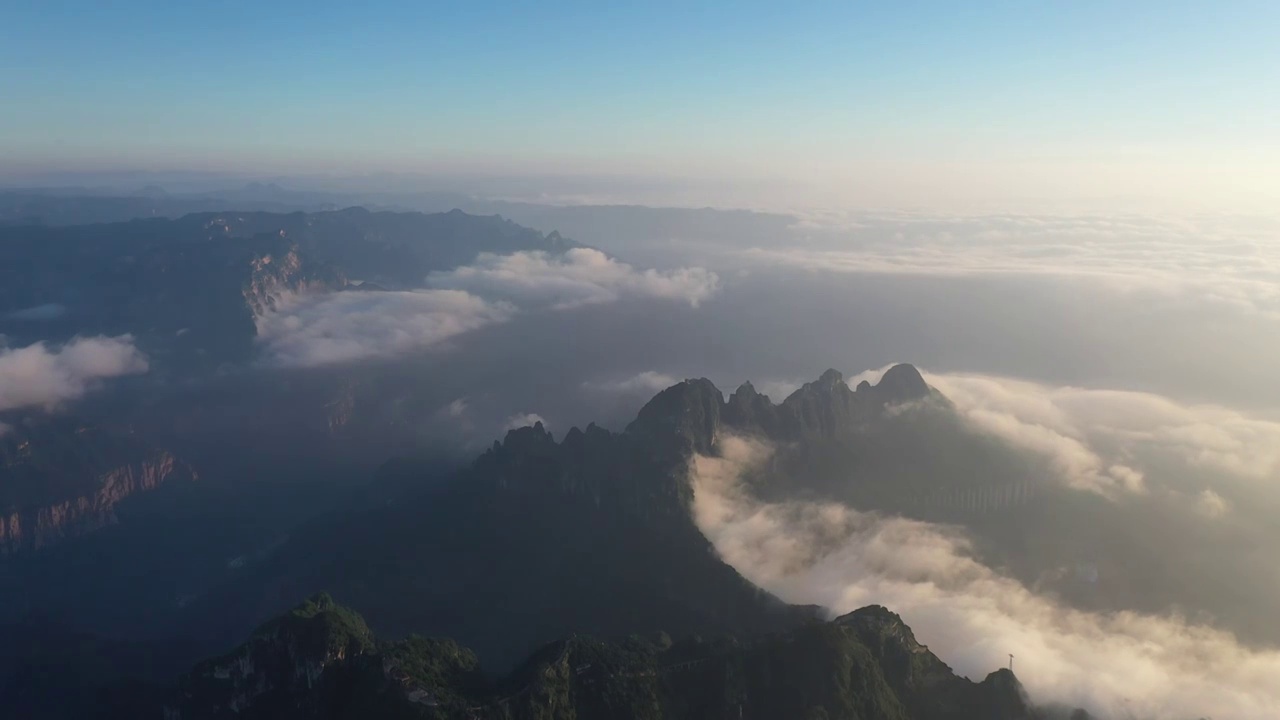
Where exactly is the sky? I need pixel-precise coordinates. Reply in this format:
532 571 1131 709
3 1 1278 211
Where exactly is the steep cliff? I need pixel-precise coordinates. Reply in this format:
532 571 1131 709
0 420 197 554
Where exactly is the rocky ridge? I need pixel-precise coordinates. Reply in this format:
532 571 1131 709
156 594 1039 720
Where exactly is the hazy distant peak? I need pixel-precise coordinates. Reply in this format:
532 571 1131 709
500 421 555 452
877 363 930 403
817 368 845 386
633 377 723 419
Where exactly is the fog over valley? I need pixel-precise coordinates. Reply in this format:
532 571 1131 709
4 4 1278 717
1 194 1276 719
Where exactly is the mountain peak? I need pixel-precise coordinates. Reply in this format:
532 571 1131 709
627 378 723 453
500 422 556 454
875 363 929 403
818 368 845 386
837 603 907 628
835 604 926 653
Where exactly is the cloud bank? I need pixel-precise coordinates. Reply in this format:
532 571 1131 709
746 213 1280 318
254 289 512 368
691 435 1280 720
256 250 720 367
0 335 148 412
428 248 720 309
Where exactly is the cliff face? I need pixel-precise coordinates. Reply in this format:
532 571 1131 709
242 243 348 321
0 422 197 554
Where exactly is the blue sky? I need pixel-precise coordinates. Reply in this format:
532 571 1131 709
2 1 1277 209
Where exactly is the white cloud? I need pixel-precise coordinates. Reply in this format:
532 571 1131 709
503 413 547 431
254 289 513 368
428 248 721 309
1196 488 1230 519
690 434 1280 720
254 250 719 368
446 398 469 417
0 335 148 412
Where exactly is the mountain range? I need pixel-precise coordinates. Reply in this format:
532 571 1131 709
0 208 583 653
1 360 1118 719
2 204 1128 718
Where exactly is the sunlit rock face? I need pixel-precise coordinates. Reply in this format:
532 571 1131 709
0 420 197 554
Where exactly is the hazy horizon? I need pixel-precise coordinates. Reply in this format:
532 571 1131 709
4 1 1279 214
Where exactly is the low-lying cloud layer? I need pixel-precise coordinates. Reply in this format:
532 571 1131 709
746 213 1280 318
428 248 720 309
257 250 720 367
255 289 512 368
691 434 1280 720
0 335 148 412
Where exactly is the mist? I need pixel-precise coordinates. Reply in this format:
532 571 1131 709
7 6 1280 717
3 191 1278 720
